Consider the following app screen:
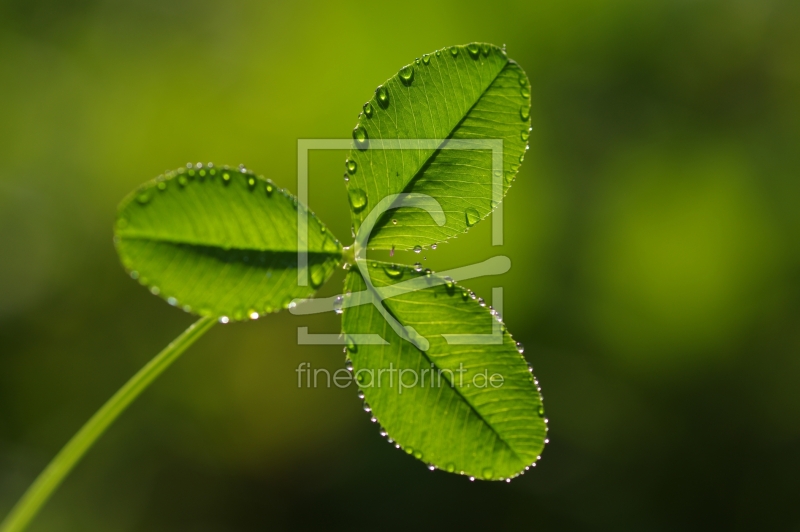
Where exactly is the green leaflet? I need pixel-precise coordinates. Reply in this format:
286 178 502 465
341 261 546 480
345 43 531 251
115 164 342 321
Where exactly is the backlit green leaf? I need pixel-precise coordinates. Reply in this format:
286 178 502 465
114 165 342 321
341 261 546 480
345 43 531 250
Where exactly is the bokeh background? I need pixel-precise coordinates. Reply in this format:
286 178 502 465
1 0 799 530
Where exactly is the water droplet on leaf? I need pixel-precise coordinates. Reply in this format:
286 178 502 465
353 125 368 149
376 85 389 107
136 190 152 204
384 264 403 279
399 65 414 85
465 208 480 226
348 188 367 212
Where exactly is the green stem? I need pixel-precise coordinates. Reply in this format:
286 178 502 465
0 316 216 532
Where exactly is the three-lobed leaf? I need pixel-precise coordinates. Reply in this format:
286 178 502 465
113 43 545 481
345 43 531 250
115 165 341 321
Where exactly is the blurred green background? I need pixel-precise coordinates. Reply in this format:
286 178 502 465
1 0 799 530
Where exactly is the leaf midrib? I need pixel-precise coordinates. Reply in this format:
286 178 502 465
119 234 342 257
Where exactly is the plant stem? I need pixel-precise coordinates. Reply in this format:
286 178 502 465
0 316 216 532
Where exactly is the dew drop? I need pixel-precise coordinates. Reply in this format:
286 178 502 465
431 243 437 250
450 47 459 57
353 125 368 149
519 153 525 163
358 390 365 400
521 130 530 142
482 468 494 480
425 269 432 277
422 54 431 65
376 85 389 107
392 219 397 225
435 50 441 57
528 362 534 373
345 359 354 372
363 101 373 118
414 450 423 460
538 405 545 417
157 181 167 191
250 311 259 320
516 341 525 354
428 464 436 471
414 262 422 272
520 106 530 121
481 43 490 56
465 208 480 227
167 297 177 306
363 403 371 413
218 316 230 324
467 43 480 58
477 297 486 307
333 295 344 315
446 463 455 473
384 264 403 279
136 190 152 204
469 291 476 300
247 176 256 189
469 476 475 482
443 276 455 289
413 245 422 254
222 172 231 184
348 188 368 212
346 159 357 174
399 64 414 85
